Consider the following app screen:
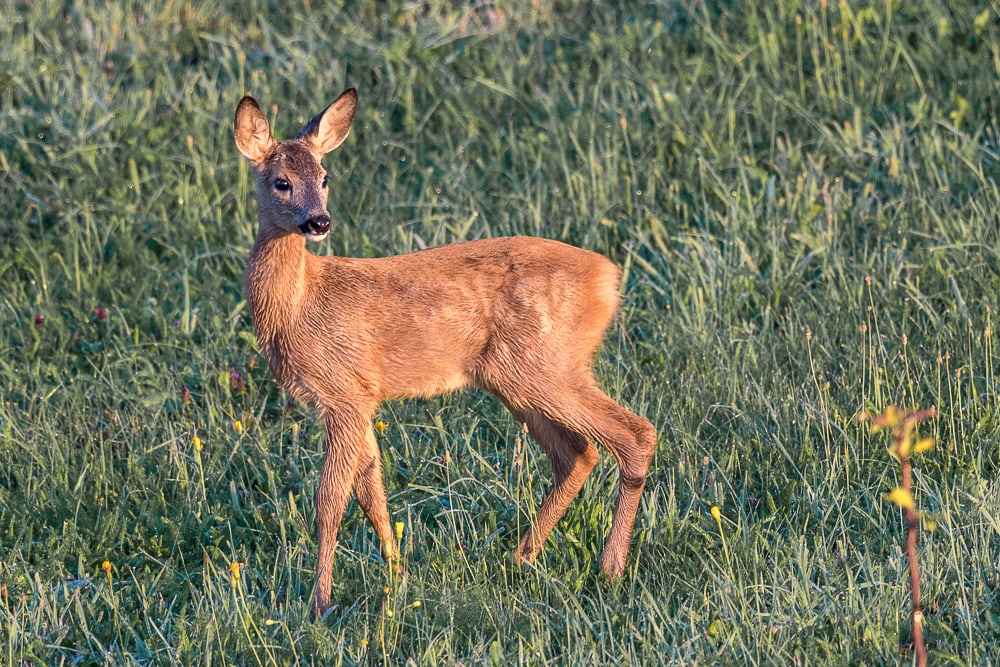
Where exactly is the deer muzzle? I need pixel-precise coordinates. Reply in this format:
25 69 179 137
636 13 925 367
299 215 331 240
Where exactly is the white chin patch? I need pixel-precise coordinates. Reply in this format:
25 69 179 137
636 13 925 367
305 232 329 242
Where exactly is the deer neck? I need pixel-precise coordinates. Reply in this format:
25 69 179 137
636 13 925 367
245 224 311 345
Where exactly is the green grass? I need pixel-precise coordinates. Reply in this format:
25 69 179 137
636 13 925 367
2 0 999 663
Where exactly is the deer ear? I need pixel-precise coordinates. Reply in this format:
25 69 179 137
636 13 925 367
234 96 276 164
298 88 358 156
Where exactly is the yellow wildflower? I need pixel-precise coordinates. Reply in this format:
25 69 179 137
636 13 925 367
884 405 903 426
233 420 243 434
867 405 903 433
885 487 914 509
897 434 912 458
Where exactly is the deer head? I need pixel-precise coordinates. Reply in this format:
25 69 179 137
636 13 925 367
234 88 358 241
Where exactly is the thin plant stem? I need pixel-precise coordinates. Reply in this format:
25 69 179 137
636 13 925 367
901 456 927 666
864 405 934 667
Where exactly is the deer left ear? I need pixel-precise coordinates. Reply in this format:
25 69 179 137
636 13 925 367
298 88 358 156
234 96 277 164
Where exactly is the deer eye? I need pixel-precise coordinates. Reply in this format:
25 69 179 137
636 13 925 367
321 176 329 189
274 178 291 192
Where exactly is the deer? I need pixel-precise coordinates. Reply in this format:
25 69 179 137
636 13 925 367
233 88 657 617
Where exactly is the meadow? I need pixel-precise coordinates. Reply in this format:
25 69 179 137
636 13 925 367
1 0 999 663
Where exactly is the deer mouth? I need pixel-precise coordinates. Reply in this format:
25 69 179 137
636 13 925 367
299 216 331 241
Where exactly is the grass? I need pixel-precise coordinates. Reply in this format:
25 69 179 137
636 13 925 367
1 0 999 663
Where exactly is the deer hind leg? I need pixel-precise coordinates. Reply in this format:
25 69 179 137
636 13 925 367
508 407 599 565
352 426 399 564
598 399 656 577
531 383 656 577
312 410 368 617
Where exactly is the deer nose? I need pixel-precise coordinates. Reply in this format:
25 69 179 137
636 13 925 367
299 215 331 236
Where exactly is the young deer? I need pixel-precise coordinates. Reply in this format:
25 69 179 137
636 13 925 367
234 88 657 616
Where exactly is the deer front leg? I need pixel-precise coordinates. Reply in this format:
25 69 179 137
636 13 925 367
353 426 399 565
312 411 368 618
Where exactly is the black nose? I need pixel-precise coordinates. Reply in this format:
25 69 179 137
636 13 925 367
299 216 331 235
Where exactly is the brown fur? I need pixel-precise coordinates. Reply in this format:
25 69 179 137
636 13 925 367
234 89 657 616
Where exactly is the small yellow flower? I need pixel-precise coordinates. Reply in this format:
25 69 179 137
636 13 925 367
395 521 405 543
897 435 912 458
885 487 915 509
229 561 242 580
101 560 112 578
233 420 243 434
710 505 722 524
913 437 935 454
193 436 203 452
868 405 903 433
374 419 388 434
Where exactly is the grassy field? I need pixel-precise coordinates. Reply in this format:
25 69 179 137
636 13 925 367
2 0 999 663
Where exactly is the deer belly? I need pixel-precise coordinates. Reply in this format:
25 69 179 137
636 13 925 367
376 334 477 399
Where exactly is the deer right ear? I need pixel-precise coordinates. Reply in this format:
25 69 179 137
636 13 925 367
297 88 358 156
234 96 276 164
